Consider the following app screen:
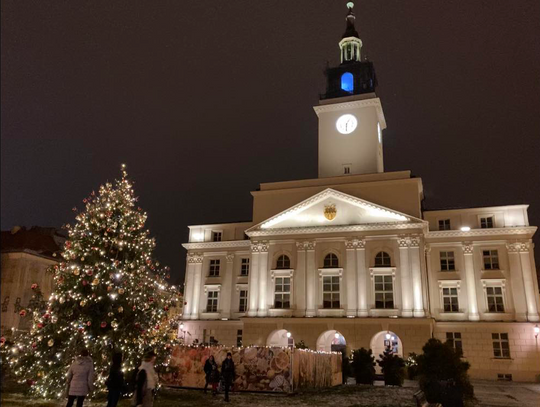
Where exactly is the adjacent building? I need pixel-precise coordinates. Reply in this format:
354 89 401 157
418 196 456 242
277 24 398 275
180 4 540 381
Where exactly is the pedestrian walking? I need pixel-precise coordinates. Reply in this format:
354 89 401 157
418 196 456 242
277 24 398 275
134 350 159 407
66 349 94 407
203 355 217 393
221 352 235 402
209 363 220 396
105 352 124 407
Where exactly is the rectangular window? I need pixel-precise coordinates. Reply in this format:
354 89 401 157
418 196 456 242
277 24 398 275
492 333 510 358
446 332 463 355
322 276 340 309
240 258 250 276
482 250 500 270
486 287 505 312
480 216 494 229
438 219 451 231
206 291 219 313
239 290 248 312
374 275 394 309
1 296 9 312
212 231 222 242
440 251 456 271
343 165 351 175
497 374 512 381
274 277 291 309
442 287 459 312
236 330 243 347
209 259 220 276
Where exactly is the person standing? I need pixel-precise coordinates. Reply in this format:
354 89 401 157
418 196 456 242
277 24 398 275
105 352 124 407
221 352 235 402
134 350 158 407
209 363 220 396
66 349 94 407
203 355 217 393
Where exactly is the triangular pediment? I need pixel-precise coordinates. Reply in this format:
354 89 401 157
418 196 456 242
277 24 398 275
246 188 425 237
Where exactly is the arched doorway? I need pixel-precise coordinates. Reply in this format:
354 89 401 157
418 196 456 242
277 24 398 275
317 330 347 353
267 329 294 348
370 331 403 374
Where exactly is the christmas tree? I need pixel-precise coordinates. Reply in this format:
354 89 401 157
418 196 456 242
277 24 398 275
5 165 179 398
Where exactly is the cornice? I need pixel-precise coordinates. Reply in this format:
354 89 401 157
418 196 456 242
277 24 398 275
249 222 423 237
426 227 536 239
182 240 251 250
313 98 382 115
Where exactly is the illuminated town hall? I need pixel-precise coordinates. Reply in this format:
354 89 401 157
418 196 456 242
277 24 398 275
180 4 540 381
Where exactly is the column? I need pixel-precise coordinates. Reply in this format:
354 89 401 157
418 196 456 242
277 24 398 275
305 241 317 317
221 253 235 319
191 255 204 320
295 242 307 317
182 254 197 319
507 243 528 321
248 243 260 317
517 242 540 321
345 239 358 317
409 236 425 317
356 239 368 317
258 242 269 317
398 236 413 317
424 244 434 317
462 242 479 321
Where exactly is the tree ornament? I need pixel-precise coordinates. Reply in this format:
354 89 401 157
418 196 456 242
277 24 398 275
19 310 27 317
108 312 114 317
87 321 91 326
117 306 123 313
37 323 43 329
80 300 87 307
92 278 99 286
59 297 65 304
100 321 107 328
0 336 6 346
31 283 38 290
47 339 54 347
32 342 37 348
82 280 88 286
107 285 113 292
118 288 125 295
86 269 93 276
73 269 80 276
111 320 119 328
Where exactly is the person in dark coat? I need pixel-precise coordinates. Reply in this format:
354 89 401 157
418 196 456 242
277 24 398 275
209 363 220 396
221 352 235 402
106 352 124 407
203 355 217 393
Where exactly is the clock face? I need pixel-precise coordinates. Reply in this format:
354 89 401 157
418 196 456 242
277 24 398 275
336 114 357 134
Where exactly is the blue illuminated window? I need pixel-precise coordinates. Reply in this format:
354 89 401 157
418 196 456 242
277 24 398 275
341 72 354 93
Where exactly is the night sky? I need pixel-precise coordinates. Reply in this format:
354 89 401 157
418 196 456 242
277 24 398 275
2 1 540 286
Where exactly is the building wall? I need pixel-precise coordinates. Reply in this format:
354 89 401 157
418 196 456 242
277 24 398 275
0 252 56 334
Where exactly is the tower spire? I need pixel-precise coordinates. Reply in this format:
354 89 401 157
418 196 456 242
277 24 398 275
339 2 362 63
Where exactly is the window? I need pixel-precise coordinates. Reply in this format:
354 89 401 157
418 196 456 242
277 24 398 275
374 275 394 309
438 219 451 231
240 258 250 276
480 216 494 229
482 250 500 270
1 296 9 312
486 287 505 312
341 72 354 92
497 374 512 381
276 255 291 269
206 291 219 313
442 287 459 312
274 277 291 309
239 290 248 312
324 253 339 268
209 259 220 276
236 330 243 347
323 276 340 309
440 251 456 271
212 231 222 242
374 252 391 267
446 332 463 355
203 329 217 345
492 333 510 358
343 165 351 175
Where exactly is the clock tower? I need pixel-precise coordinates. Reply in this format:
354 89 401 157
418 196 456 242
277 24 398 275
314 2 386 178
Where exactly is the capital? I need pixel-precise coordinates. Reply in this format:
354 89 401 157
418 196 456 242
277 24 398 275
187 252 204 264
462 242 474 255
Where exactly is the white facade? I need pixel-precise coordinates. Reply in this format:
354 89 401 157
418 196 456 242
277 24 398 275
180 5 540 382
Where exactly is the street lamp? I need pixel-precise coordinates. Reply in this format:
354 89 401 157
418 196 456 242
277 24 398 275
286 331 292 338
534 325 539 339
335 332 340 339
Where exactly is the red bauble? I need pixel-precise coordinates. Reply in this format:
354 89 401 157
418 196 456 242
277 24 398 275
86 269 93 276
149 297 154 303
82 280 88 286
31 342 37 348
87 321 91 326
31 283 38 290
164 306 169 311
43 313 50 319
37 323 43 329
19 310 27 317
100 322 107 328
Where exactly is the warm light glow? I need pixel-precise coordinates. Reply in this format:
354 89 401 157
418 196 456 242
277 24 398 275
286 332 292 338
180 323 184 330
535 325 540 337
385 333 391 340
334 332 340 339
461 226 471 232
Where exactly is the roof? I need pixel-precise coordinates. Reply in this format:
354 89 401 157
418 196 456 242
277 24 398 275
1 226 65 260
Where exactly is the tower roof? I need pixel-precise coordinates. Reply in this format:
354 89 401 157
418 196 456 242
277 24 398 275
342 2 359 39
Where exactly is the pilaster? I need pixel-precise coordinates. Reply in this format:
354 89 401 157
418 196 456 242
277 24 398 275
248 243 260 317
355 239 368 316
257 242 269 317
508 242 540 321
345 239 358 317
189 253 204 320
221 253 235 319
295 242 307 316
462 242 479 321
398 236 413 317
305 241 317 317
409 236 425 317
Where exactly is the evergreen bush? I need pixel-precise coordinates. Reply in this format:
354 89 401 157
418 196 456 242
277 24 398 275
351 348 376 385
377 346 406 386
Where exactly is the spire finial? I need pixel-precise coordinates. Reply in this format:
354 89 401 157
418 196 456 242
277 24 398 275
342 1 359 39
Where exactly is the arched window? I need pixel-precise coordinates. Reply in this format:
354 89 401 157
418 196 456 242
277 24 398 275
276 254 291 269
324 253 339 268
374 251 391 267
341 72 354 93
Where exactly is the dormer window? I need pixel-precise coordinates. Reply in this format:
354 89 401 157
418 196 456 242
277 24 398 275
212 231 222 242
341 72 354 93
480 217 494 229
276 255 291 269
